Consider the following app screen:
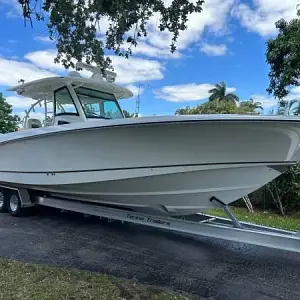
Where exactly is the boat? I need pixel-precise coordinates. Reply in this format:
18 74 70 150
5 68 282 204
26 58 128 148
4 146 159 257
1 62 300 216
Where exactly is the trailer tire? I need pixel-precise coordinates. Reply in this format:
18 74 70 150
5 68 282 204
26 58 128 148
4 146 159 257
7 190 23 217
0 188 7 213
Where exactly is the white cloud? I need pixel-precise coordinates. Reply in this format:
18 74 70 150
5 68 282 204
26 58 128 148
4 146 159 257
95 14 176 58
6 10 19 18
124 84 144 97
109 56 164 84
94 16 111 35
94 0 234 59
96 18 181 59
145 0 235 52
248 87 300 111
200 43 227 56
15 0 233 61
25 50 88 77
0 57 56 87
0 0 22 18
6 96 36 109
233 0 299 36
24 49 164 84
128 41 182 59
1 0 233 60
25 50 65 72
283 87 300 102
290 86 300 95
154 83 236 102
34 36 54 43
247 95 278 108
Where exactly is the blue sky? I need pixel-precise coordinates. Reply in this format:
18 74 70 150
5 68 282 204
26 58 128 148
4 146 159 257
1 0 300 119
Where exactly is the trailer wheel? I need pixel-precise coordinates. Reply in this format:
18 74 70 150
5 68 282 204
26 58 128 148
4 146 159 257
7 190 23 217
0 188 7 213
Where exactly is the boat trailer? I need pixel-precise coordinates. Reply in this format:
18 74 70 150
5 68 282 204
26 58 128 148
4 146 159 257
0 186 300 253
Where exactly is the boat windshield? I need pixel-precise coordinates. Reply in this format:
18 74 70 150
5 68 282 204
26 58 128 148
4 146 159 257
75 87 124 119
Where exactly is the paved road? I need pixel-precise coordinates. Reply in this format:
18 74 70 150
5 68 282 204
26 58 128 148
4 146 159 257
0 208 299 299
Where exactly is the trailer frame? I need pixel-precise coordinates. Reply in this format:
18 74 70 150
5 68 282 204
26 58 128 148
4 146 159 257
0 185 299 253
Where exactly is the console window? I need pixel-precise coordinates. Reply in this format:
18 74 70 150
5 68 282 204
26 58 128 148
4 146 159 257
54 87 78 116
75 87 124 119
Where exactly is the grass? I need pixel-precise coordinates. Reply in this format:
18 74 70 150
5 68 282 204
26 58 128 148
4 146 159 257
0 259 187 300
209 207 300 231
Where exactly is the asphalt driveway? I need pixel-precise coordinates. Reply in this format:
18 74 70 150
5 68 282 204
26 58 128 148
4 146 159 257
0 208 299 299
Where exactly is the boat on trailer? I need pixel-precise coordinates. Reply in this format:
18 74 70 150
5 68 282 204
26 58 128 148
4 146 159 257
0 62 299 253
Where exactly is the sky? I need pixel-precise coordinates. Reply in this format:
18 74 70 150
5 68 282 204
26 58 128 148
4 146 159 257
1 0 300 120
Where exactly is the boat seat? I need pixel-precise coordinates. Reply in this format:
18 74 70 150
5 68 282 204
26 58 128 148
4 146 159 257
27 118 42 129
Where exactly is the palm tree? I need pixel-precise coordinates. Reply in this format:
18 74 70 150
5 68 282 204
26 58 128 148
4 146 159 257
278 99 298 115
239 98 263 113
175 106 192 115
122 109 135 118
249 97 263 111
292 100 300 115
208 81 239 104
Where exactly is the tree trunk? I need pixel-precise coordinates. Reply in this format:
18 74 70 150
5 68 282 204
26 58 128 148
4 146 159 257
267 184 285 216
274 187 285 216
277 198 285 216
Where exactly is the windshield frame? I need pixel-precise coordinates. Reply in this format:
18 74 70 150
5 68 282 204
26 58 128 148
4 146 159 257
75 86 124 120
54 86 80 117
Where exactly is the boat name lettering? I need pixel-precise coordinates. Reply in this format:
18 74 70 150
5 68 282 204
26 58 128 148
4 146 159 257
146 217 171 226
126 214 170 226
127 214 145 222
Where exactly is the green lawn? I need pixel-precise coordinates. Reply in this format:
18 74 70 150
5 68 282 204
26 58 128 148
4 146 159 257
0 259 187 300
209 207 300 231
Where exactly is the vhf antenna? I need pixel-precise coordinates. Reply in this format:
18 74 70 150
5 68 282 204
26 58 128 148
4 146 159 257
135 83 150 117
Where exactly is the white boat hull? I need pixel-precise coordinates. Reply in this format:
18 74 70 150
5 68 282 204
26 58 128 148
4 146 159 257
33 164 282 215
0 115 299 215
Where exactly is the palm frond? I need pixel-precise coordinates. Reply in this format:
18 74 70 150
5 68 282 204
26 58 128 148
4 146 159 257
208 94 219 102
225 93 239 102
208 88 219 94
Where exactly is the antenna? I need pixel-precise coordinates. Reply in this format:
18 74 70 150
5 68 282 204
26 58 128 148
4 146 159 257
135 83 150 117
135 84 141 118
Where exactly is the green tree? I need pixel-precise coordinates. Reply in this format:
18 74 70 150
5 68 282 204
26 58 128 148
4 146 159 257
208 81 239 104
0 93 20 133
239 98 263 113
249 163 300 216
122 109 134 118
266 7 300 99
292 100 300 115
253 99 300 215
277 99 299 115
175 99 258 115
266 164 300 215
19 0 204 69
